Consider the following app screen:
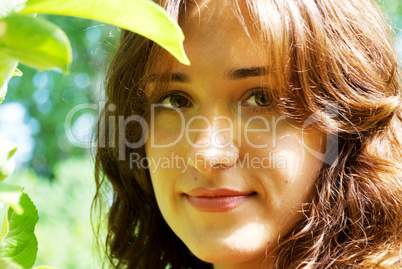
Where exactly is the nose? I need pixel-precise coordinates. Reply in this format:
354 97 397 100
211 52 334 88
187 116 240 173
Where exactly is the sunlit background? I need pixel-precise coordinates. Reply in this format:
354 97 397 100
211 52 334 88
1 1 401 268
1 15 114 268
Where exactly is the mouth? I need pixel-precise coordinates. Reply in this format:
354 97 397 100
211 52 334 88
184 188 256 212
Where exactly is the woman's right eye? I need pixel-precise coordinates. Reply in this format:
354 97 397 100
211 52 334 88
159 93 192 109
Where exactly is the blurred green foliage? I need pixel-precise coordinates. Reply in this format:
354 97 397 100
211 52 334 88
10 157 99 268
380 0 402 26
2 15 112 268
1 1 401 268
3 15 113 177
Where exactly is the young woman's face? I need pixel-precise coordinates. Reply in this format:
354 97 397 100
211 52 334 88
145 1 326 268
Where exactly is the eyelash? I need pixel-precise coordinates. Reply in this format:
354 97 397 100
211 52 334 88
154 90 192 114
242 88 273 113
155 88 273 114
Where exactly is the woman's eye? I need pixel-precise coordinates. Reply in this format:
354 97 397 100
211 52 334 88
160 94 191 109
244 90 272 108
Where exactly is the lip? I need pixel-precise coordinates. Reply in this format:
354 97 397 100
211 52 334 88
184 188 255 212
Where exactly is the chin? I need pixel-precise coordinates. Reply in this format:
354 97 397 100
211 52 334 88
189 240 268 266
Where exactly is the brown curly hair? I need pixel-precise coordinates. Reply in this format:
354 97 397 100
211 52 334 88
92 0 402 268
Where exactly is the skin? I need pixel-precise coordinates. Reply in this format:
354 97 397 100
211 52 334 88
145 1 326 268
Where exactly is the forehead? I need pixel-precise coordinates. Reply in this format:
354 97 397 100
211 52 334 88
172 0 267 74
180 0 259 48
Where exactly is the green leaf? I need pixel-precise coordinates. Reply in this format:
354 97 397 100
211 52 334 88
33 266 59 269
0 16 18 104
12 68 22 77
0 54 18 104
0 14 72 74
0 212 9 242
0 193 39 269
0 139 17 181
0 17 5 37
0 183 23 215
20 0 190 65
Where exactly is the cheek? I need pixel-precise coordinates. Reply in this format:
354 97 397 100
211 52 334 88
145 137 187 218
244 119 325 203
145 149 177 221
244 117 325 170
148 113 185 146
274 132 325 184
145 141 169 199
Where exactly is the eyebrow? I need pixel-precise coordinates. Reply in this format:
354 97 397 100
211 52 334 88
171 73 190 83
146 73 190 83
153 66 270 83
227 67 271 80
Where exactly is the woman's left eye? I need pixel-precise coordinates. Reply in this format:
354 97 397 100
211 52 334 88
159 93 191 109
243 89 272 108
